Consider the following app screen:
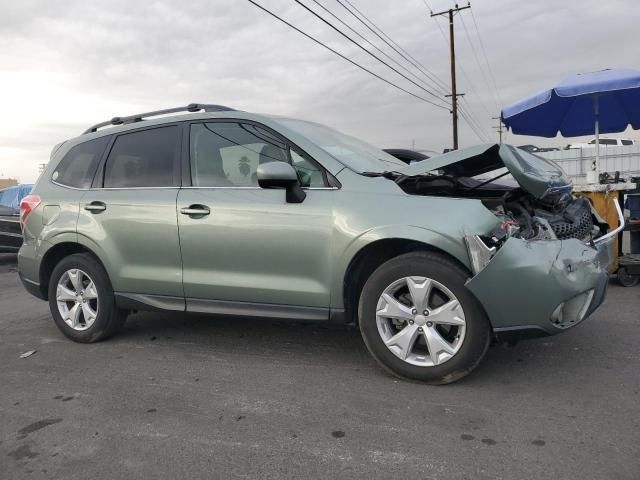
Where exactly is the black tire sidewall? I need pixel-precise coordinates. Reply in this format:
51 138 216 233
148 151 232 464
358 252 491 384
48 253 119 343
617 267 639 287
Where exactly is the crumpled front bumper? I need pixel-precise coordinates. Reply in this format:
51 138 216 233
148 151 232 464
466 236 612 340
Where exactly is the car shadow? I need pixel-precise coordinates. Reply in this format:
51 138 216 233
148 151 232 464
111 307 607 386
118 311 371 363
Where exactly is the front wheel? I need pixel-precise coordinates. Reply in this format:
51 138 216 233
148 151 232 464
48 253 127 343
358 251 491 384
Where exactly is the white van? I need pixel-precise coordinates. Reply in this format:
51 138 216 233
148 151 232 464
567 138 636 149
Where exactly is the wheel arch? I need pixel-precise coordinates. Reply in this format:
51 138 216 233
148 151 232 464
39 240 110 300
336 227 471 324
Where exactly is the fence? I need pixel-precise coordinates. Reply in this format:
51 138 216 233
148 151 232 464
538 145 640 184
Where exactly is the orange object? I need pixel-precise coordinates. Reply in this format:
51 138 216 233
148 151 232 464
574 190 620 271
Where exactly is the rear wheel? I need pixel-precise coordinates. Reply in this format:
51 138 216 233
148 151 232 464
358 251 491 384
48 253 127 343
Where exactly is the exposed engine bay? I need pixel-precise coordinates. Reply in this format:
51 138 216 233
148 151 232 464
398 173 608 246
390 144 610 249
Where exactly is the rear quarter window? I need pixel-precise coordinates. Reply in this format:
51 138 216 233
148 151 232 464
52 136 110 189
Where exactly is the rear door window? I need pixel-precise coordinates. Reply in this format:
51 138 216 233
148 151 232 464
52 136 110 189
103 126 181 188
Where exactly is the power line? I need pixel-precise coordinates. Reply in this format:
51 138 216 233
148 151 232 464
423 1 493 141
458 12 499 112
336 0 450 94
332 0 491 144
456 72 493 140
331 0 487 143
308 0 449 100
457 96 489 142
337 0 495 144
459 107 488 142
430 3 470 150
470 8 502 106
246 0 450 110
294 0 450 107
459 99 490 141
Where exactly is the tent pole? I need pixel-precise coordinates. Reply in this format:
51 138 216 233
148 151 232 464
594 95 600 179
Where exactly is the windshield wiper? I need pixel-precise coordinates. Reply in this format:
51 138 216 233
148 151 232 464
361 171 407 182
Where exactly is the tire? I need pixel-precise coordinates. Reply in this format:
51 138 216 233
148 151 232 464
616 267 639 287
48 253 127 343
358 251 491 384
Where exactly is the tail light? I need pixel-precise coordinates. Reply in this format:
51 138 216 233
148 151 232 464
19 195 41 232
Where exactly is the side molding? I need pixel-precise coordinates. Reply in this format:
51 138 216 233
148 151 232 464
114 292 340 323
187 298 329 321
115 293 186 312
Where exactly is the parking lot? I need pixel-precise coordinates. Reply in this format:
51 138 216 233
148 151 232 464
0 252 638 479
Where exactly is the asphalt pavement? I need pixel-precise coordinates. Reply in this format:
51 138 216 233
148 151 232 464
0 252 638 479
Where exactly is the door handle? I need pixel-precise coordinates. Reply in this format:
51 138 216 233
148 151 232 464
180 204 210 216
84 201 106 213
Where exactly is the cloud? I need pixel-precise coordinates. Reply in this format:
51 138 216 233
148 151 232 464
0 0 637 182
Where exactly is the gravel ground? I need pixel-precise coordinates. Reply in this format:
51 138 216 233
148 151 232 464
0 252 638 479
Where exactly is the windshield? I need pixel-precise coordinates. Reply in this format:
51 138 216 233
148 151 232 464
272 117 406 173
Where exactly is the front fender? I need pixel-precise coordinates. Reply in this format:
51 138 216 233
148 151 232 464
331 218 498 309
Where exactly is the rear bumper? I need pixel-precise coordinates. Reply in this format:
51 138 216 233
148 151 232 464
466 236 612 337
19 273 46 300
17 241 46 300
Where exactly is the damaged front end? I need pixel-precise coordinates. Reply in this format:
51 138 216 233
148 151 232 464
395 144 623 337
397 144 611 250
464 234 613 339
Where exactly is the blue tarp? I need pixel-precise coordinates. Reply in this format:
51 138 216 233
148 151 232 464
0 184 33 210
501 69 640 137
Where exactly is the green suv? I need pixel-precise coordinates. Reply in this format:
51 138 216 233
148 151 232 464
18 104 619 384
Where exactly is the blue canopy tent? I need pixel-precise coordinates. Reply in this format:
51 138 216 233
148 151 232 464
501 68 640 181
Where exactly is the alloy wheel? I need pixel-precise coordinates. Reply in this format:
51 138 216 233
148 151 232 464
56 268 99 331
375 276 466 367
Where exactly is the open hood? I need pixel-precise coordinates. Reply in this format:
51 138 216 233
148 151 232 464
396 144 572 199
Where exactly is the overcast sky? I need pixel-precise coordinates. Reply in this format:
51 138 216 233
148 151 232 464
0 0 637 182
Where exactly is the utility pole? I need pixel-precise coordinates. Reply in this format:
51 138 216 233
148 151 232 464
492 116 503 144
431 2 470 150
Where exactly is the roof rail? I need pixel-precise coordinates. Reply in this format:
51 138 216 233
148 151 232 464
83 103 235 134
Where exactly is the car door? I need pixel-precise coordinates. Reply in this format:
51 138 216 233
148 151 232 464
177 120 335 318
77 125 184 306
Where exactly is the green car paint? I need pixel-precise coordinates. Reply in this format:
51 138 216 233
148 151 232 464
396 143 571 200
467 236 611 336
18 109 611 339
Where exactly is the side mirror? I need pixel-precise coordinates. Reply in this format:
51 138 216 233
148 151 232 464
257 162 306 203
